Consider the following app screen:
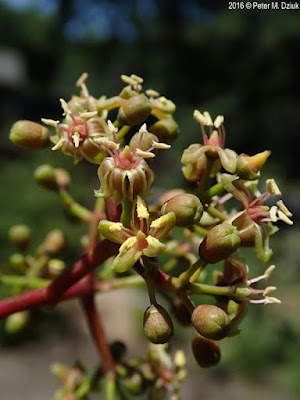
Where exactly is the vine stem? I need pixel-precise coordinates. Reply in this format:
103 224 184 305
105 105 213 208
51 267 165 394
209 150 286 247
0 240 119 319
81 291 115 371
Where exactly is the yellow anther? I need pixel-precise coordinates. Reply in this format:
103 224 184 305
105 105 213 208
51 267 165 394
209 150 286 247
193 110 207 125
52 137 67 151
152 141 171 149
264 264 276 279
139 123 148 134
107 119 118 135
278 210 293 225
269 205 278 222
135 149 155 158
108 222 124 232
119 236 138 253
59 98 72 116
72 132 80 148
146 89 160 98
266 178 282 196
276 200 292 217
264 296 281 304
41 118 60 127
137 202 149 220
203 111 213 126
214 115 224 128
263 286 277 296
150 214 171 229
130 74 143 83
76 72 89 87
80 111 98 119
93 137 119 150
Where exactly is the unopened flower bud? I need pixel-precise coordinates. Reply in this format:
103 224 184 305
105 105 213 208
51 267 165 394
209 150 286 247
192 336 221 368
10 120 51 150
8 224 31 250
5 311 30 334
47 259 65 278
9 253 27 270
120 369 146 395
129 131 158 153
199 223 241 264
118 94 151 125
191 305 231 340
34 164 58 190
43 230 66 254
235 151 271 180
149 118 179 144
172 298 191 326
162 194 203 227
143 304 174 344
157 189 185 207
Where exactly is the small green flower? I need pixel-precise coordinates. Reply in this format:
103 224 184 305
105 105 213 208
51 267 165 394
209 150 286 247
181 111 237 181
99 197 175 272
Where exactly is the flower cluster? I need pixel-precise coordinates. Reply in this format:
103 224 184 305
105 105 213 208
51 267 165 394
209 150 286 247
5 74 293 400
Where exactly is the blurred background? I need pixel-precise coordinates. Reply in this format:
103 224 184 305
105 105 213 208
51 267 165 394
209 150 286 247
0 1 299 399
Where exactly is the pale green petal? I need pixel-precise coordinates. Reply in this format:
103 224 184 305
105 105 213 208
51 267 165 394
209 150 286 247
98 219 132 244
150 212 176 239
143 236 166 257
112 248 143 273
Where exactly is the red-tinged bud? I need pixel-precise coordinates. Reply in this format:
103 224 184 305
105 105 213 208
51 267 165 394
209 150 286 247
43 230 66 254
162 194 203 227
8 224 31 250
235 151 271 180
143 304 174 344
157 189 185 207
191 305 231 340
199 223 241 264
10 120 51 150
149 118 179 144
118 94 151 125
192 336 221 368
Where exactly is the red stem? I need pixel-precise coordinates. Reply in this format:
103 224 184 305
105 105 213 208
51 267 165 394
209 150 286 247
0 240 119 319
81 292 115 371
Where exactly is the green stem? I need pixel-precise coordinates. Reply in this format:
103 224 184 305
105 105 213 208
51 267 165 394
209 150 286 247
205 182 224 198
177 259 207 289
193 225 208 237
116 125 131 141
206 206 226 221
105 370 117 400
59 189 92 222
178 291 194 314
142 256 157 305
189 282 232 297
0 275 50 289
